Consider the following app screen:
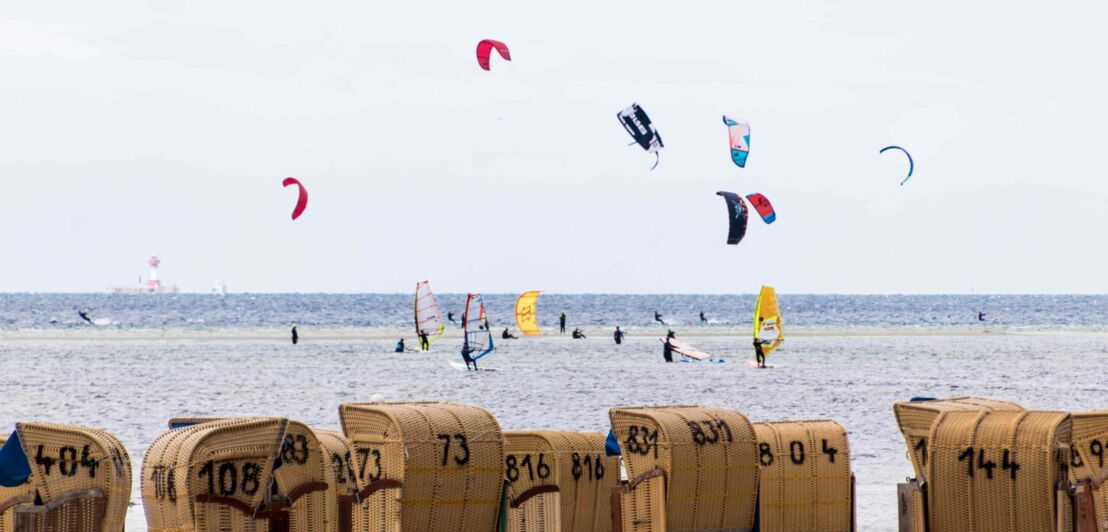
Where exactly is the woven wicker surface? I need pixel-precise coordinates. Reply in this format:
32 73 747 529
1068 411 1108 531
510 432 617 532
927 410 1070 532
339 402 504 532
274 421 332 532
609 405 758 532
0 435 33 532
141 417 271 531
753 420 852 532
893 397 1024 482
14 422 131 532
503 432 561 532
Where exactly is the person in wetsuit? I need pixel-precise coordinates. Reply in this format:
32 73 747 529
291 323 299 345
559 312 567 334
662 330 676 362
447 311 457 325
418 329 430 351
754 338 770 368
572 328 586 339
613 326 625 345
78 308 93 324
978 311 987 322
461 346 478 371
699 311 707 325
501 328 517 339
395 339 406 352
654 311 666 326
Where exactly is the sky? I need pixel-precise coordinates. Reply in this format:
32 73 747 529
1 1 1106 294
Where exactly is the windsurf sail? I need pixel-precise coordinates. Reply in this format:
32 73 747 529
414 281 445 346
754 285 784 356
514 290 542 336
463 293 495 360
662 338 714 360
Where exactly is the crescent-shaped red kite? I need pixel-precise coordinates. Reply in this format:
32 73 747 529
476 39 510 71
282 177 308 220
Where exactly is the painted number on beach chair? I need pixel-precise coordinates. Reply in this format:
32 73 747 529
687 420 734 446
624 426 659 458
198 460 263 497
331 451 358 485
506 453 550 482
821 439 839 464
150 464 177 502
436 434 470 466
1073 440 1106 470
570 453 604 482
34 445 100 478
281 434 310 465
355 447 382 482
957 447 1020 480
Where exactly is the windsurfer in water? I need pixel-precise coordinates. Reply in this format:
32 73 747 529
699 311 707 325
559 312 567 334
395 339 406 352
753 338 770 368
291 323 299 345
461 346 478 371
663 330 675 362
447 311 457 325
613 326 625 345
654 311 666 326
418 329 430 351
78 308 93 324
501 328 517 339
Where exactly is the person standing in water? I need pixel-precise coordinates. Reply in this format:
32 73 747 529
559 312 567 334
395 339 406 352
654 311 666 326
613 326 625 345
418 329 430 351
662 330 675 362
461 346 478 371
978 311 987 322
699 311 707 325
291 323 299 345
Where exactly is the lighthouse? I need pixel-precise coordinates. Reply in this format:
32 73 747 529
146 255 162 292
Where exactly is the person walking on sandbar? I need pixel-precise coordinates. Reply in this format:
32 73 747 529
559 312 567 334
291 323 299 345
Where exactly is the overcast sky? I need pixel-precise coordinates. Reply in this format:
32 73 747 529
2 1 1106 294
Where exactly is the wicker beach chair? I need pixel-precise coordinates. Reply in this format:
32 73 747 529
7 422 131 532
926 410 1070 532
339 402 504 532
0 435 35 532
893 397 1024 532
315 429 363 532
608 405 759 532
753 420 854 532
1066 411 1108 532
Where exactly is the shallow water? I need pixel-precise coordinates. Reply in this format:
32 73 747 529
0 328 1103 531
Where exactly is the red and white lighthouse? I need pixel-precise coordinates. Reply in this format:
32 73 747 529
146 255 162 292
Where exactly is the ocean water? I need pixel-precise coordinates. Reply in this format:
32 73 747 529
0 294 1106 531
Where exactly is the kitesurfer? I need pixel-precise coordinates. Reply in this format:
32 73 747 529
395 339 406 353
699 311 707 325
654 311 666 326
613 326 625 345
501 328 517 340
418 329 430 351
291 323 299 345
461 346 478 371
559 312 567 334
572 328 586 339
448 311 457 325
978 311 987 322
662 330 675 363
78 308 93 324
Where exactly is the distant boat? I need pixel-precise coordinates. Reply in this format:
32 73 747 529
212 280 227 296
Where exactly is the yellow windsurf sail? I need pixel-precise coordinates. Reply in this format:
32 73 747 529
514 290 542 336
754 285 784 356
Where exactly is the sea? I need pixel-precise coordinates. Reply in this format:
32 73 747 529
1 293 1106 531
